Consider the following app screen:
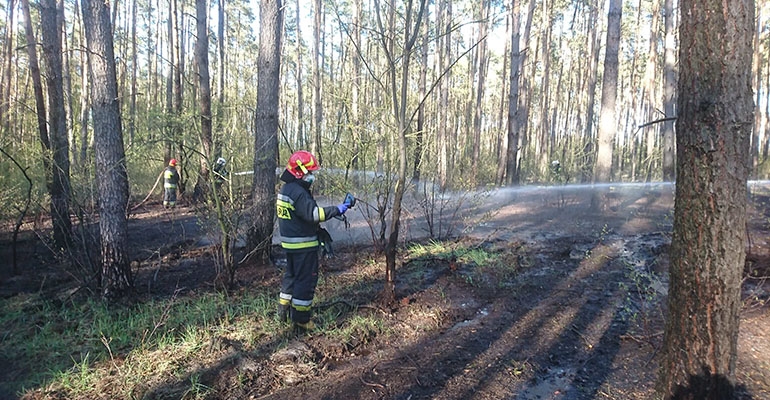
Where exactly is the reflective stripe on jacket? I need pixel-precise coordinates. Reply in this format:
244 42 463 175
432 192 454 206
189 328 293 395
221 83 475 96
276 169 343 251
164 167 179 188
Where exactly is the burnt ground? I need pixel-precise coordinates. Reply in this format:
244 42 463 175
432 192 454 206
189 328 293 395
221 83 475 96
2 182 770 399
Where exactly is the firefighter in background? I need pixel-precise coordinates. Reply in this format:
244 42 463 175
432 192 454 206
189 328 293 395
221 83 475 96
276 150 350 332
163 159 180 208
212 157 228 191
213 157 228 185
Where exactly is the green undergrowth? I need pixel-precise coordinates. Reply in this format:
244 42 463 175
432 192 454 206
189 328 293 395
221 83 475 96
406 239 526 288
0 289 282 398
0 239 523 399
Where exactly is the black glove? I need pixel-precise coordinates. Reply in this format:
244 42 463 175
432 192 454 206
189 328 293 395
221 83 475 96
318 228 334 258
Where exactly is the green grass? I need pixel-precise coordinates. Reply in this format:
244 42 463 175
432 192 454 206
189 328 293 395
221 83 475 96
405 240 523 288
0 239 525 399
0 289 281 398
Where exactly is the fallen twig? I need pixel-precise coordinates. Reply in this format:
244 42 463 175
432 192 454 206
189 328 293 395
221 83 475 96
570 325 594 349
360 374 385 389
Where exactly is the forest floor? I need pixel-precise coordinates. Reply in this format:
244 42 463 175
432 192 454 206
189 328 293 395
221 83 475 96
2 182 770 399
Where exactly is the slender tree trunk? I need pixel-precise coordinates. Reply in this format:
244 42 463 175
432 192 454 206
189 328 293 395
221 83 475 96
471 0 488 183
537 0 552 178
582 0 600 183
129 0 137 145
516 0 536 183
295 0 305 148
506 0 522 186
375 0 427 304
350 0 361 173
593 0 621 184
495 10 510 186
164 0 175 163
438 0 452 188
643 0 660 182
0 0 14 137
312 0 322 158
662 0 676 181
412 6 429 184
41 0 72 250
658 0 754 395
82 0 132 300
173 0 184 192
216 0 225 152
60 3 75 168
22 0 72 250
78 6 91 168
751 11 762 178
195 0 212 195
249 0 282 262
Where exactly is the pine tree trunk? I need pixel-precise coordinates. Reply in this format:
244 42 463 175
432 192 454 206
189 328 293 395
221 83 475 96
593 0 621 185
658 0 754 396
129 0 137 145
41 0 72 250
0 0 13 135
195 0 212 195
312 0 322 158
82 0 132 300
506 0 522 186
662 0 677 181
249 0 282 262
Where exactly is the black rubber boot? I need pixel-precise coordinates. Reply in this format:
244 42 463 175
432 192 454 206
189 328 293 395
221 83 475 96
276 304 291 324
293 321 316 335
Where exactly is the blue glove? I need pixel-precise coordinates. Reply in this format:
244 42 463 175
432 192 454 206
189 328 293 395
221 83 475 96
336 203 349 214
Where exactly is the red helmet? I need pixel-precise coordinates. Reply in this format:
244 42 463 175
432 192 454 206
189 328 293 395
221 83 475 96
169 158 177 167
287 150 319 178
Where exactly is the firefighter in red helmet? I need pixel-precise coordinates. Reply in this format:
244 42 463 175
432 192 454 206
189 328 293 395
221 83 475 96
163 159 180 208
275 150 350 332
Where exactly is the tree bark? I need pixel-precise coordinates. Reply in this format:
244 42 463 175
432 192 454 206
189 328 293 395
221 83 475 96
662 0 677 181
0 0 14 136
506 0 522 186
195 0 213 195
129 0 137 145
437 0 452 188
41 0 72 250
412 5 429 184
22 0 73 251
164 0 175 163
249 0 282 262
312 0 322 158
581 0 600 183
295 0 305 148
658 0 754 396
593 0 621 184
82 0 133 300
471 0 489 183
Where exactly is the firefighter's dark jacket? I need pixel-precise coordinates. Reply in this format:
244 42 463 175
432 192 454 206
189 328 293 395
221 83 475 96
276 169 343 252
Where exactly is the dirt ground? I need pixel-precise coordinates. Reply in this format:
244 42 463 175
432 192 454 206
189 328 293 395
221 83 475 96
2 182 770 399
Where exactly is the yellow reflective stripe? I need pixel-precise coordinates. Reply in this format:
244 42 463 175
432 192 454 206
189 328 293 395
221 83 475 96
281 240 320 249
312 206 326 222
292 298 312 311
296 160 309 174
276 199 294 209
164 184 177 188
282 235 318 243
